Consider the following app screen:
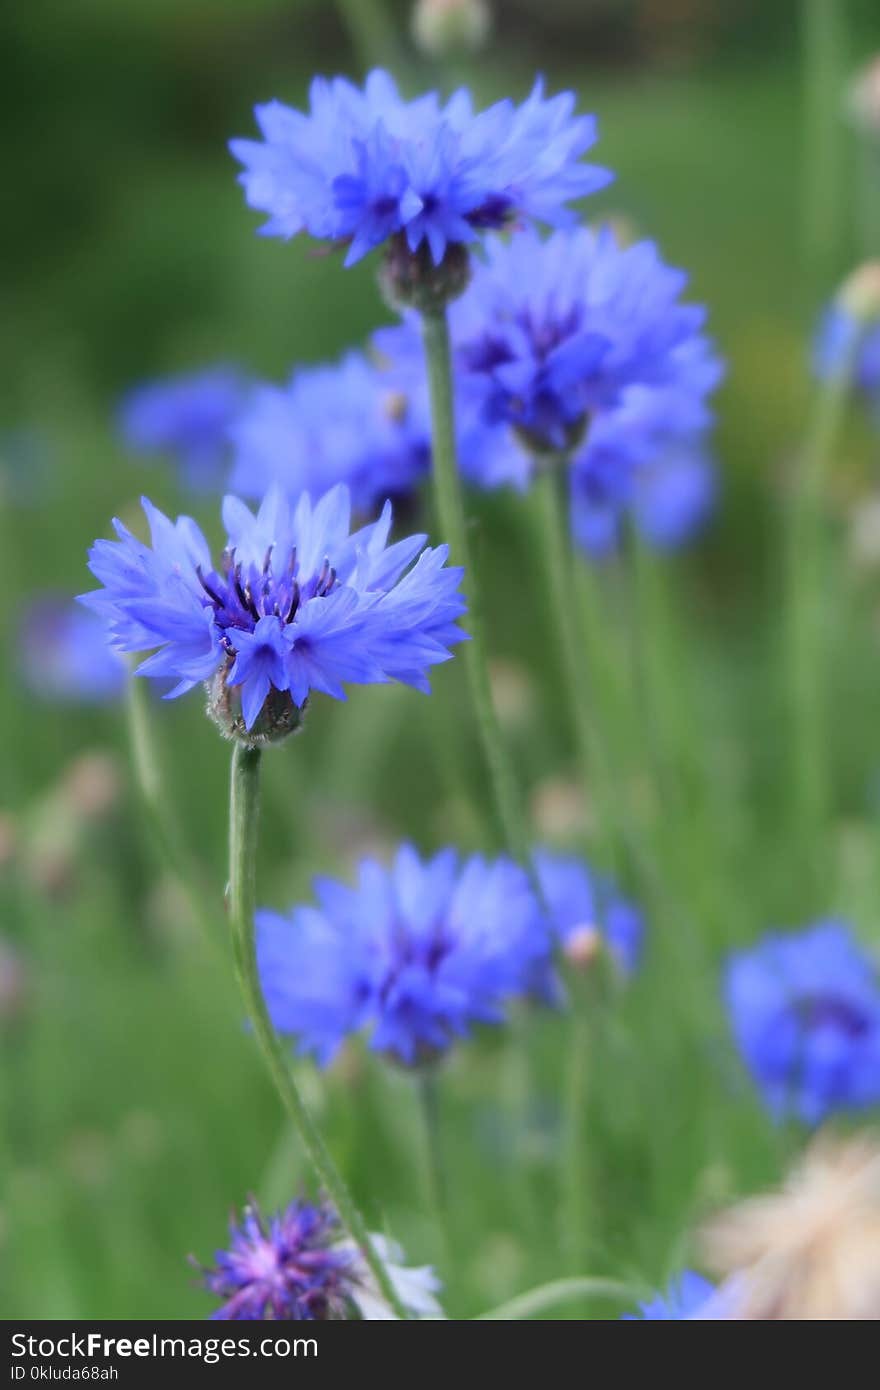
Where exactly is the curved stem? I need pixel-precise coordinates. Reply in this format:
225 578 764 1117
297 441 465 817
420 307 532 868
228 743 409 1320
475 1276 633 1321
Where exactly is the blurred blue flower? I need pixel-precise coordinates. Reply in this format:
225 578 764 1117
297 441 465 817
199 1197 441 1320
256 844 551 1065
19 596 125 704
725 921 880 1126
229 351 431 513
534 847 644 977
81 485 466 733
813 303 880 395
231 70 611 266
622 1271 717 1320
118 368 246 490
448 227 709 453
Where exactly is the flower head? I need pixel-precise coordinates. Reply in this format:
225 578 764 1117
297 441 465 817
701 1132 880 1320
81 484 466 743
19 596 126 704
622 1271 718 1320
198 1197 441 1320
256 844 551 1065
534 848 644 977
725 921 880 1126
118 368 246 490
230 70 611 268
229 351 430 514
446 226 708 455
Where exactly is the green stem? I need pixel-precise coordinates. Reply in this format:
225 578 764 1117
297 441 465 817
801 0 848 280
420 307 532 867
475 1276 633 1321
227 743 409 1319
533 467 625 874
335 0 404 72
125 668 215 942
417 1071 452 1267
560 990 592 1277
788 335 860 877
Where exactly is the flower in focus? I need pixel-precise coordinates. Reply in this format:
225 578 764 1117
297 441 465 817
229 351 430 514
230 70 611 267
701 1131 880 1319
621 1270 718 1320
256 844 551 1065
534 847 644 977
19 596 126 703
725 921 880 1125
446 227 711 455
81 485 466 743
118 368 246 491
198 1197 442 1320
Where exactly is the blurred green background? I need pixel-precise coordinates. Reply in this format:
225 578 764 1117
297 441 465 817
3 0 880 1319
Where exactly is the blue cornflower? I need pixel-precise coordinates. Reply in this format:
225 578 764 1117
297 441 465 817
81 484 466 742
118 367 246 491
813 302 880 396
622 1272 718 1320
725 921 880 1126
534 848 644 977
446 226 709 454
19 595 126 704
229 351 431 513
231 70 611 268
198 1197 441 1320
256 844 551 1065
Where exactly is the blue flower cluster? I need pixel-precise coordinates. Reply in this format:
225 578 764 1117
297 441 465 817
257 844 551 1065
725 921 880 1126
231 70 611 266
199 1197 441 1320
229 351 431 515
81 485 466 734
118 367 246 491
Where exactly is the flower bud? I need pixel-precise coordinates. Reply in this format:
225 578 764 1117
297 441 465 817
379 236 471 314
562 923 603 971
837 261 880 325
206 660 306 748
411 0 491 58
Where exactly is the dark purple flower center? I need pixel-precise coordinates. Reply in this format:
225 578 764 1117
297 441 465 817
197 547 337 644
797 992 871 1039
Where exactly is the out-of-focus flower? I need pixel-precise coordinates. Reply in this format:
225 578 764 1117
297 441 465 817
813 303 880 396
847 54 880 139
701 1131 880 1319
24 752 123 900
446 227 710 455
488 658 536 731
231 70 611 268
256 844 551 1065
534 847 644 977
81 485 466 743
198 1197 442 1320
229 352 430 514
411 0 491 57
118 368 246 491
724 921 880 1126
19 596 126 704
621 1270 718 1319
531 776 590 841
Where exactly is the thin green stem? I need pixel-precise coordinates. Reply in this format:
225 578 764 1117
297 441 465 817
801 0 848 280
533 467 626 874
420 306 532 867
125 667 215 943
475 1276 633 1321
227 743 409 1319
417 1071 452 1268
560 989 592 1277
788 335 860 879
